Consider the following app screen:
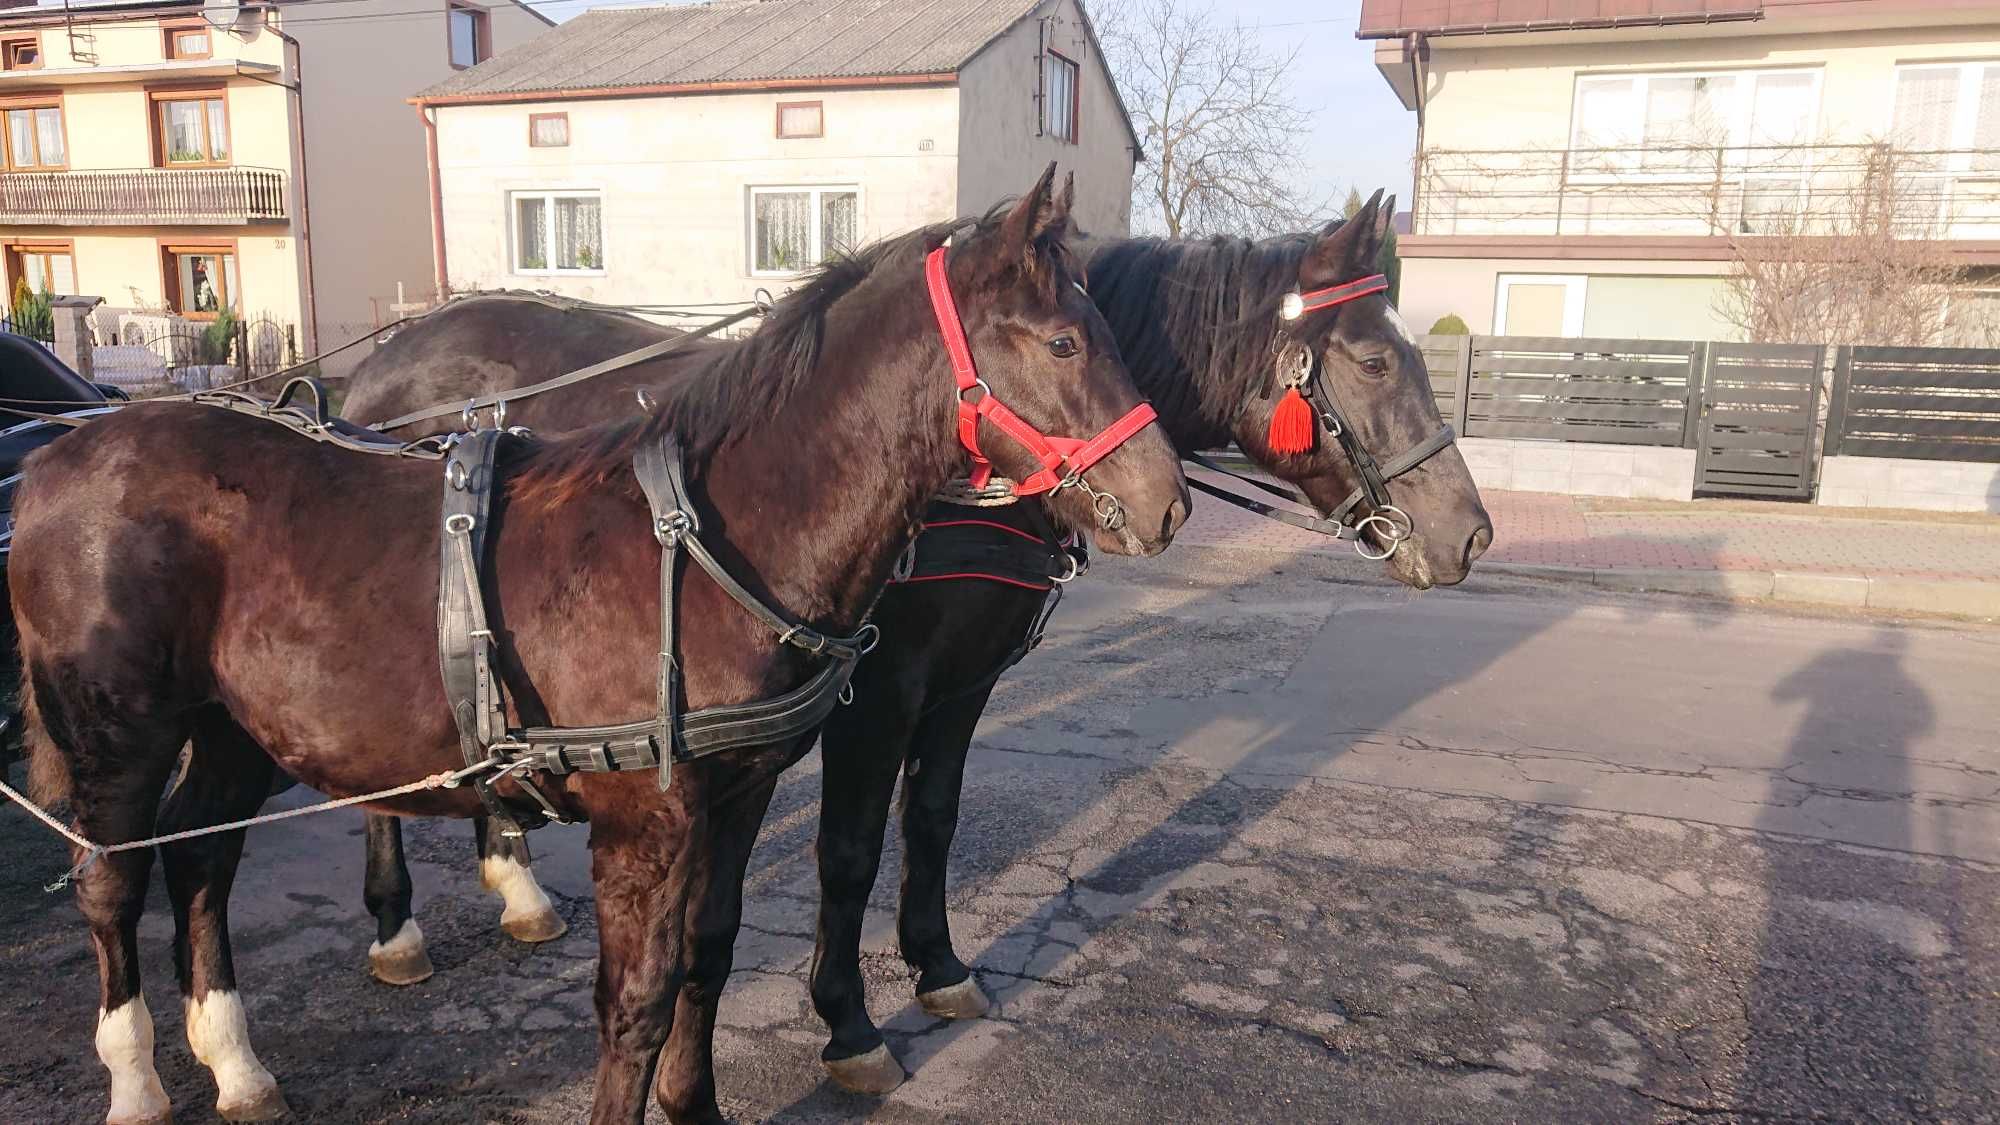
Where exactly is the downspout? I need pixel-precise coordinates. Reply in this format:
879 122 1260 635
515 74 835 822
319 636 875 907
1408 33 1427 233
418 104 448 300
268 15 318 353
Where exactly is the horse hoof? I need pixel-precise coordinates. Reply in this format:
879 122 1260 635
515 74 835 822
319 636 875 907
107 1109 172 1125
368 921 435 986
822 1044 905 1095
217 1085 289 1122
917 977 991 1020
501 909 568 944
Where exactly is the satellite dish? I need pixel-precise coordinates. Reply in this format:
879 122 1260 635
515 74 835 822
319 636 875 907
203 1 241 31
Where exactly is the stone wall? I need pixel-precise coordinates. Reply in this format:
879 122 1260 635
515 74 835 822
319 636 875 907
1456 437 1696 501
1817 456 2000 513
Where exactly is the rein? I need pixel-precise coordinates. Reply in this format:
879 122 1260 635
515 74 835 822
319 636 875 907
923 245 1158 529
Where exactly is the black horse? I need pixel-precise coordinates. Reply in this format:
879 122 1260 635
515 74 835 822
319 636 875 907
13 173 1190 1125
337 190 1493 1101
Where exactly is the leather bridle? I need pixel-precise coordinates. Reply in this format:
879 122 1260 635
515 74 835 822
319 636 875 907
1185 272 1458 560
924 244 1159 531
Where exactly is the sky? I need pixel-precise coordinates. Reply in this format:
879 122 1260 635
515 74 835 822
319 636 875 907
531 0 1419 215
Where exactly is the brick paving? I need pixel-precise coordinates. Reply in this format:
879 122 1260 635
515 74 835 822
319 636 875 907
1177 487 2000 583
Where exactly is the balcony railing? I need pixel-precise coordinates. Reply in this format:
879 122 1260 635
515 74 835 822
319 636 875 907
0 167 288 226
1415 143 2000 242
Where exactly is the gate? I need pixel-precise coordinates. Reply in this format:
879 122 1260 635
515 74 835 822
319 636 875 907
1693 342 1824 499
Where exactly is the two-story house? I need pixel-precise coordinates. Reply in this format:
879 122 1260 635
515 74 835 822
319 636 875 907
411 0 1140 308
1359 0 2000 341
0 0 547 351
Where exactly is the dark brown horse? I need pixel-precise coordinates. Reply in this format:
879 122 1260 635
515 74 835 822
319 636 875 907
337 191 1492 1100
11 172 1189 1125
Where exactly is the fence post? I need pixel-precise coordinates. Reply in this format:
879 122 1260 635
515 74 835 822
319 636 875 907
1680 340 1709 449
50 294 103 380
1824 346 1852 459
1453 334 1473 435
235 317 250 380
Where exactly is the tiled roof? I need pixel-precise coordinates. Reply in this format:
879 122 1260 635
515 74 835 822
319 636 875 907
419 0 1045 99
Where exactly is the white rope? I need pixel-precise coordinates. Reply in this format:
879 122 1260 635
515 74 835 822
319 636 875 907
0 759 505 893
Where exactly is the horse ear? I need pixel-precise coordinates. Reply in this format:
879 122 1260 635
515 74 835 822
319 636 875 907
1300 188 1385 289
998 162 1061 263
1374 193 1397 245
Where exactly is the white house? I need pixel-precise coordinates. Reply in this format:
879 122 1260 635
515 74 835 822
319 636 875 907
410 0 1141 308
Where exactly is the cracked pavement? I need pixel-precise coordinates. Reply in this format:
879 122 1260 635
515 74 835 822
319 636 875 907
1 545 1996 1123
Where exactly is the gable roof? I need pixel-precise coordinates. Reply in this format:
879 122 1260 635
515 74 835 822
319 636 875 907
418 0 1044 101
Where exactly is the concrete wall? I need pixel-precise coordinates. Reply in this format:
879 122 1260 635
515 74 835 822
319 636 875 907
955 0 1136 237
287 0 549 341
1818 456 2000 513
433 86 962 305
1456 436 1697 501
1420 22 2000 153
1401 256 1736 339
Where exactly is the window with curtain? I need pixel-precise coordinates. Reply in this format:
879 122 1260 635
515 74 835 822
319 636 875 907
1572 69 1820 160
1893 62 2000 174
751 186 859 275
512 191 604 273
777 101 823 139
155 93 228 165
529 113 568 147
164 247 237 317
4 103 64 170
1044 51 1079 143
9 245 73 295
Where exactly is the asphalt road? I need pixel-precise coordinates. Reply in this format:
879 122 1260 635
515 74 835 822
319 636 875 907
1 547 1995 1124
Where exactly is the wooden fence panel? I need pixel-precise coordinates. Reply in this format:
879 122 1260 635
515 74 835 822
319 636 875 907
1462 336 1696 445
1832 346 2000 463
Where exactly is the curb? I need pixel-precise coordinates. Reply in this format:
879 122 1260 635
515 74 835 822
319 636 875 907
1474 562 2000 619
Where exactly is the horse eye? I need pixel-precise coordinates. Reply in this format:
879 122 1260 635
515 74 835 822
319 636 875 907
1359 356 1389 376
1048 335 1080 359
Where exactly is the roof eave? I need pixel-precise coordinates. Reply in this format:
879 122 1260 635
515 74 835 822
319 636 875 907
410 71 961 108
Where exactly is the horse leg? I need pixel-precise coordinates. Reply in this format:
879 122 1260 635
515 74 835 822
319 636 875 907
653 776 781 1124
362 813 433 985
475 814 566 943
32 690 183 1124
898 688 995 1019
158 708 285 1122
587 805 696 1125
807 706 915 1094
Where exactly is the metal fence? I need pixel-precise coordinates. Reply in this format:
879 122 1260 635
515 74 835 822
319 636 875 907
1826 347 2000 464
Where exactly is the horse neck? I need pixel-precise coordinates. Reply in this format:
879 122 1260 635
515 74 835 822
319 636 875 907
693 290 958 634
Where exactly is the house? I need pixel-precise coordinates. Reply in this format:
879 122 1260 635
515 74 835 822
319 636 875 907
1358 0 2000 340
410 0 1140 308
0 0 548 352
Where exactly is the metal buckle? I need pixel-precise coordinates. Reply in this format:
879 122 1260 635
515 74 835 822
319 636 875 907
854 623 882 655
654 510 692 546
444 513 475 535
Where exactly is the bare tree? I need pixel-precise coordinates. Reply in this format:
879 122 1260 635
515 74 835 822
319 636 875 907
1717 143 1974 347
1093 0 1324 238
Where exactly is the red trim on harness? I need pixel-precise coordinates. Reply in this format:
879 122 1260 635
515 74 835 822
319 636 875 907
924 245 1158 497
892 572 1054 592
921 518 1050 544
1296 274 1388 315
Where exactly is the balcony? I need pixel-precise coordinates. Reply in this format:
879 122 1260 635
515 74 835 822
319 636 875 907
0 167 288 226
1413 143 2000 251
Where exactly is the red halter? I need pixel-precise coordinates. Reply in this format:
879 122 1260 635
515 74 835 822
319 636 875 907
1282 273 1390 321
924 245 1158 496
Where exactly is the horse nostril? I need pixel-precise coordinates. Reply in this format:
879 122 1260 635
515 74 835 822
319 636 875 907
1161 497 1187 541
1464 524 1494 567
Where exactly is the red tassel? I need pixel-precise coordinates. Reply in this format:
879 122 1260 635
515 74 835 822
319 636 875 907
1267 387 1315 455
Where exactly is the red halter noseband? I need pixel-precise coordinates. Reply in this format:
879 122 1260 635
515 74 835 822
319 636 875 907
1281 273 1390 322
923 245 1158 497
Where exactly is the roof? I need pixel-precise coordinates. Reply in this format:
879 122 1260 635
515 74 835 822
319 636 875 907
417 0 1046 101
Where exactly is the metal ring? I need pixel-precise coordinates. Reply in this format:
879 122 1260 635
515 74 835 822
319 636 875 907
1054 552 1081 584
1352 514 1402 561
635 387 657 413
492 398 507 430
461 400 478 432
959 377 992 403
446 460 469 490
1093 490 1127 531
838 681 855 706
444 513 475 535
1375 505 1414 541
854 623 881 655
654 510 691 546
1319 412 1344 438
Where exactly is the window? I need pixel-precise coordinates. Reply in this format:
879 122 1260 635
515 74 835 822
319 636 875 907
152 90 228 165
2 36 39 71
528 112 568 147
1894 62 2000 171
3 100 65 170
1494 275 1585 337
750 186 857 276
512 191 603 273
776 101 822 139
449 2 489 69
162 244 237 317
6 242 74 296
1570 68 1819 159
1043 50 1078 143
164 24 211 61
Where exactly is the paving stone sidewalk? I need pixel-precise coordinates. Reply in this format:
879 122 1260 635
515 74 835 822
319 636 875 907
1177 486 2000 613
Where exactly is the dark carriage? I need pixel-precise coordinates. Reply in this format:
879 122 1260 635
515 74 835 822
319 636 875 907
0 330 122 765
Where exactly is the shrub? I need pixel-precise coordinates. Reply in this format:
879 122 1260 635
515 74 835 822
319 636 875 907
9 277 53 340
1428 313 1470 336
198 307 239 365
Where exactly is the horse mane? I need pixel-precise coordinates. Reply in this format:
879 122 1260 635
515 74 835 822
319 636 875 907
509 203 1074 508
1086 223 1343 432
